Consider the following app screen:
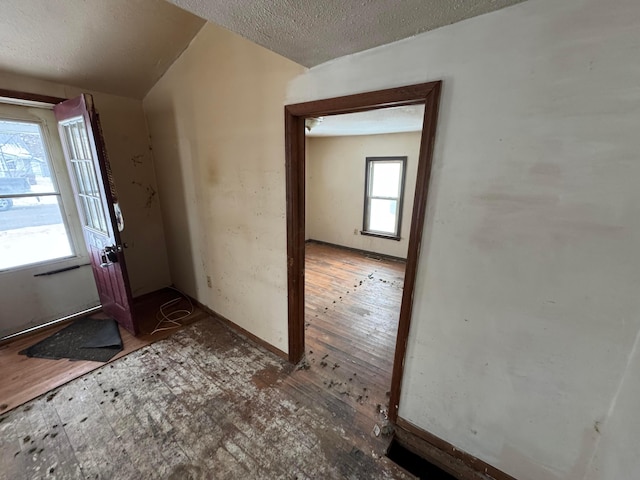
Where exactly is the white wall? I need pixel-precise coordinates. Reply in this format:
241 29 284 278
289 0 640 479
0 72 171 299
143 23 305 353
307 132 420 258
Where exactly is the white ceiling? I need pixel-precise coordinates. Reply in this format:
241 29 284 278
0 0 205 98
168 0 527 67
306 105 425 137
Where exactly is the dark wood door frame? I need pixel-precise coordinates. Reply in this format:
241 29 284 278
285 81 442 422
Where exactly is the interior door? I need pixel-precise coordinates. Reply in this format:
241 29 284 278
53 94 137 334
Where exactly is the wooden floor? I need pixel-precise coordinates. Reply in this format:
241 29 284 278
0 316 412 479
294 242 406 453
0 288 206 415
0 245 413 479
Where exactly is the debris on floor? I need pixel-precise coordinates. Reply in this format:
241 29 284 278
0 320 412 479
296 358 311 370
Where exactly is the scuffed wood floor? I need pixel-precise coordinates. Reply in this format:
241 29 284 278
297 242 406 454
0 318 412 479
0 289 206 414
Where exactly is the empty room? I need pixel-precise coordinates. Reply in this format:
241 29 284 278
300 107 422 453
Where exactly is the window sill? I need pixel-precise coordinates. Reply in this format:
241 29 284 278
360 231 401 241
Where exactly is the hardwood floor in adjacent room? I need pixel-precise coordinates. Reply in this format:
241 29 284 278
293 241 406 454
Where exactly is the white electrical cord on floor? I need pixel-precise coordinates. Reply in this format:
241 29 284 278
150 287 194 335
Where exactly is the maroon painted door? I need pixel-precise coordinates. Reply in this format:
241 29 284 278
53 94 138 334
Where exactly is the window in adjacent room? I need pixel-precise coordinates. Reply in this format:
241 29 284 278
362 156 407 240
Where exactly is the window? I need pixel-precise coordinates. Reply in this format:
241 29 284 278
362 156 407 240
59 117 108 234
0 109 79 271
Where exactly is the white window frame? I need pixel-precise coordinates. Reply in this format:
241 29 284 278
361 156 407 240
0 102 88 273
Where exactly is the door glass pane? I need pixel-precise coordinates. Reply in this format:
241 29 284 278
370 162 401 197
368 198 398 234
60 119 108 234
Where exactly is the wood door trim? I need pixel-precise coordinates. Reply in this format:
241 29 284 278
0 88 67 106
284 81 442 422
285 83 436 117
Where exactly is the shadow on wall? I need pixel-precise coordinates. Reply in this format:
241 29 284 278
147 96 199 298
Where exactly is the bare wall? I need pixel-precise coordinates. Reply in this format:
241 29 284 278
288 0 640 479
306 132 421 258
143 23 305 353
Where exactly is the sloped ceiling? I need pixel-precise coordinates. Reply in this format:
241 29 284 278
0 0 205 99
0 0 527 99
168 0 527 67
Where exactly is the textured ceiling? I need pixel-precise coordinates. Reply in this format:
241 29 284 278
168 0 526 67
0 0 205 98
0 0 527 99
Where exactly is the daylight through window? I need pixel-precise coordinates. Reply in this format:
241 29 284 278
362 156 406 239
0 119 74 270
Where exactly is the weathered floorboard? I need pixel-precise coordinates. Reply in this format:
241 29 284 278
0 316 413 479
292 241 406 455
0 247 411 479
0 288 207 414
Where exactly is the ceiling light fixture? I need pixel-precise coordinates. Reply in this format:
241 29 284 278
305 117 323 132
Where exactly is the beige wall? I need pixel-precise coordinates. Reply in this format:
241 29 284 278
306 132 421 258
289 0 640 479
143 23 305 353
0 71 171 298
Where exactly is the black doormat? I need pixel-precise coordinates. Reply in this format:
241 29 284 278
386 438 457 479
19 317 123 362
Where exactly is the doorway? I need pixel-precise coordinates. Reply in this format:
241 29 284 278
285 82 442 422
0 101 99 338
0 91 136 339
303 108 422 435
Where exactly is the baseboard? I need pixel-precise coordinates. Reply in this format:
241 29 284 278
394 417 517 480
306 239 406 263
189 297 288 361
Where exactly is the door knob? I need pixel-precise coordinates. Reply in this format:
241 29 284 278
100 245 121 267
